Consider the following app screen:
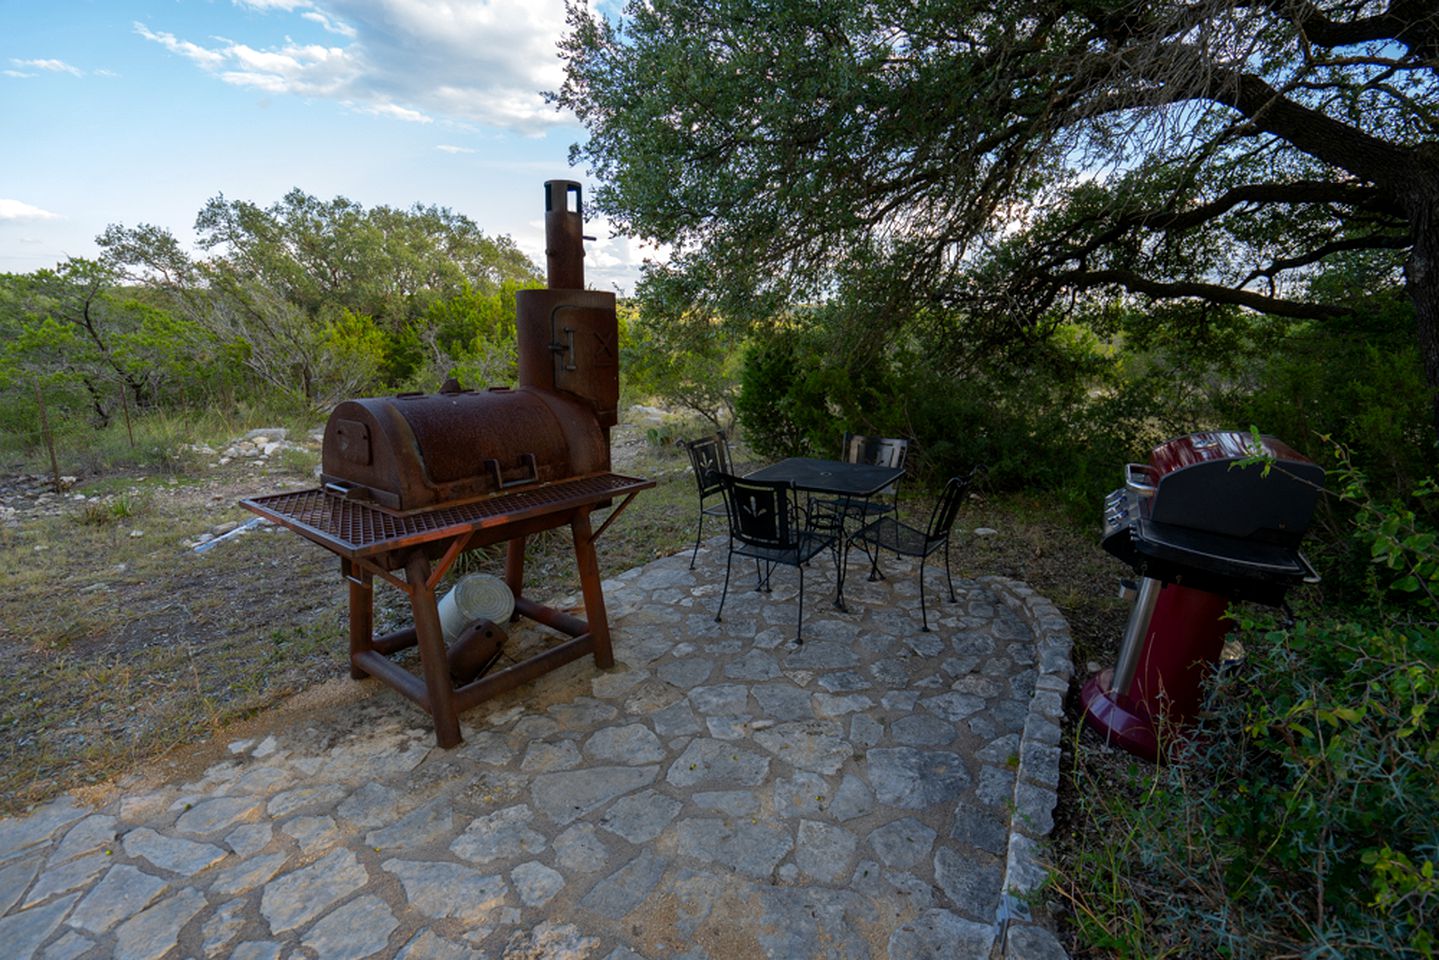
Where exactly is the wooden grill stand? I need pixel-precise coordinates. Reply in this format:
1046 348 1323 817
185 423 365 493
242 473 653 748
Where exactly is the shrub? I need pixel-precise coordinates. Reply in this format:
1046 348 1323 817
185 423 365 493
732 318 1163 507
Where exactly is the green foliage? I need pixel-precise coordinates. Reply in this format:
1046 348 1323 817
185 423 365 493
316 308 389 402
99 189 543 404
1215 303 1434 497
733 324 836 460
734 313 1160 506
558 0 1429 384
411 279 537 391
1065 457 1439 958
0 264 228 437
623 302 744 432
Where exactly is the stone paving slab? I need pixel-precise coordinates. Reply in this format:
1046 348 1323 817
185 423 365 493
0 539 1072 959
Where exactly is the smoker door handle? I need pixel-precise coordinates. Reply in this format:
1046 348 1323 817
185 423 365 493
1297 551 1321 585
485 453 540 489
549 305 583 371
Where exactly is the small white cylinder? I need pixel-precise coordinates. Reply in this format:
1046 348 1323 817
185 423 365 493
437 573 516 643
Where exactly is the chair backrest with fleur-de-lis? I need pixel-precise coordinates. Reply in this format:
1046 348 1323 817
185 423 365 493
720 474 796 551
684 433 732 499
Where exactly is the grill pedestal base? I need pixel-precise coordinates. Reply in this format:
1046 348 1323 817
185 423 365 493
1080 580 1232 760
1079 670 1159 760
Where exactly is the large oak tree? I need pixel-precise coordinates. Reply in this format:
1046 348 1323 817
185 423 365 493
557 0 1439 421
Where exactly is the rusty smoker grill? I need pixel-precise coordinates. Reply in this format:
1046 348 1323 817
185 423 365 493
243 180 653 748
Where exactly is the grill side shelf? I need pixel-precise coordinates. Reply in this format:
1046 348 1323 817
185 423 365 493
241 473 655 558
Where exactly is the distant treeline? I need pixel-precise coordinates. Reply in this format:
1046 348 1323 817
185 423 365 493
0 188 545 432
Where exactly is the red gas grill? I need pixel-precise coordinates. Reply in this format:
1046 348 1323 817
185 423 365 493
243 181 653 748
1081 431 1323 759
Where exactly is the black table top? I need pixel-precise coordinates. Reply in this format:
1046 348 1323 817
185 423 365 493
746 457 904 498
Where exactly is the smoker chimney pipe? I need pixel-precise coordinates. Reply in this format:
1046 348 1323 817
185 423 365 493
545 180 585 290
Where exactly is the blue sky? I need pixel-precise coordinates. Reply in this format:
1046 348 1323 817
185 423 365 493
0 0 648 293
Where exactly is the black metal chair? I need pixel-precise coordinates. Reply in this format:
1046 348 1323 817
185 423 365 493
681 433 733 569
810 433 909 536
851 470 976 632
714 473 838 644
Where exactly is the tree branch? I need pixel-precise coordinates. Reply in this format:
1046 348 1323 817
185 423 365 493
1055 266 1351 319
1240 232 1413 285
1270 0 1439 61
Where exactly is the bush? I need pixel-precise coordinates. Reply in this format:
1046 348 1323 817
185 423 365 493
732 318 1162 507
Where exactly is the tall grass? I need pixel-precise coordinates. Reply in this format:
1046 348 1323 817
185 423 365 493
0 401 321 479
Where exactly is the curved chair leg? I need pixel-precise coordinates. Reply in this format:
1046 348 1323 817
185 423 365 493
690 512 705 570
795 563 805 646
943 540 957 602
918 554 930 632
716 548 733 623
865 542 883 582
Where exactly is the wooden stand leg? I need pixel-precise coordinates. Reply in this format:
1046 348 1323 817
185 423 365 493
348 569 374 680
505 537 526 619
405 553 461 748
572 510 614 669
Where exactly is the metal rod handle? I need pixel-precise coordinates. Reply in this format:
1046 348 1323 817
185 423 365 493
1110 576 1162 696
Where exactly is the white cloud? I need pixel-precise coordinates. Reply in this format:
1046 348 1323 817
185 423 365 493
133 24 228 69
93 68 120 78
3 69 36 78
301 10 358 38
436 144 476 154
10 58 84 77
234 0 313 10
358 101 432 123
135 0 571 132
0 199 62 221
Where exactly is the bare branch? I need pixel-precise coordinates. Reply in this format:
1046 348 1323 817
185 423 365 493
1056 267 1351 319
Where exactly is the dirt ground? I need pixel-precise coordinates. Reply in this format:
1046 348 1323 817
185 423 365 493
0 422 710 810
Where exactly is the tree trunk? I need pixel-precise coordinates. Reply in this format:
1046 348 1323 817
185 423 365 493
81 376 111 428
1405 191 1439 437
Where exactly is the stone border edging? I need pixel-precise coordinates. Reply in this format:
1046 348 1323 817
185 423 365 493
980 575 1073 960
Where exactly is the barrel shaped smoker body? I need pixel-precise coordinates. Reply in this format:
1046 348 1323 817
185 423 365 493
1085 431 1323 759
321 386 610 513
319 180 619 514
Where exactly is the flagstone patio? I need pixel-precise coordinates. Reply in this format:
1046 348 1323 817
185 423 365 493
0 539 1072 959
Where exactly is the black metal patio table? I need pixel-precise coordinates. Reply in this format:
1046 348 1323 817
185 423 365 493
745 457 906 610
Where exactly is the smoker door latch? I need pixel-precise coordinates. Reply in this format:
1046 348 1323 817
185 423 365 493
548 327 579 371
